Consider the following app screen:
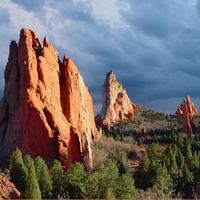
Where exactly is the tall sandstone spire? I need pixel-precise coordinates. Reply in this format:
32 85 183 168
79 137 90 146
175 95 198 134
0 29 100 170
96 70 136 129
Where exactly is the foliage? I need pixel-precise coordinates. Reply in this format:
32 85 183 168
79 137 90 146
63 162 86 199
24 161 41 199
97 161 119 198
115 173 138 199
148 164 174 199
37 160 53 198
10 148 28 194
49 159 64 197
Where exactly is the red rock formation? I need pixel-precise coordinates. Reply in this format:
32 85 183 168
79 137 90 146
0 175 20 199
0 29 100 170
140 127 146 137
175 95 198 134
96 70 136 129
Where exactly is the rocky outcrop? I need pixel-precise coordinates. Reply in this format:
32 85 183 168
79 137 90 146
96 70 136 129
0 175 20 199
175 95 198 134
0 29 100 170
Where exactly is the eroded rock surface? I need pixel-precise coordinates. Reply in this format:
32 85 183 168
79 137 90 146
0 175 20 199
175 95 198 134
0 29 100 170
96 70 136 129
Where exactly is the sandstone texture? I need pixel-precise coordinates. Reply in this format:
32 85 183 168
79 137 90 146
0 29 100 170
96 70 136 129
175 95 198 134
0 175 20 199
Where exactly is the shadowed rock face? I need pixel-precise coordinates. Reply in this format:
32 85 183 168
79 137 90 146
0 29 100 170
96 70 136 129
176 95 198 134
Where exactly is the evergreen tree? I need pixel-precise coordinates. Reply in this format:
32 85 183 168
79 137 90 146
10 148 28 193
84 172 99 199
24 154 33 170
24 161 41 199
168 153 179 179
50 160 64 197
192 151 199 182
147 143 163 163
148 164 174 199
134 152 151 189
34 156 45 180
5 151 15 170
181 164 195 196
148 159 157 182
182 164 194 185
139 151 150 173
176 148 185 169
103 187 116 199
115 173 138 199
185 144 193 168
174 133 184 150
38 163 53 198
97 161 119 198
63 162 86 199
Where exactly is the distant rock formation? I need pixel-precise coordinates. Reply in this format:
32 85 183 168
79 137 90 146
0 175 20 199
0 29 100 170
175 95 198 134
140 127 146 137
96 70 136 129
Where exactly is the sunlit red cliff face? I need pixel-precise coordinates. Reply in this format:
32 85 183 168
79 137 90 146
96 70 136 130
176 95 198 134
0 29 100 170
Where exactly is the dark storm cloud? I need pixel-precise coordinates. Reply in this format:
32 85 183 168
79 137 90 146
1 0 200 113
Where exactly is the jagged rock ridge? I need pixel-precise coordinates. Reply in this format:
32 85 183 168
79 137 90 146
96 70 136 129
0 29 100 170
175 95 198 134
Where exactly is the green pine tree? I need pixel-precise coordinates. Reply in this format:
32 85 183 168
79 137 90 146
34 156 45 180
84 172 99 199
24 154 33 170
148 164 174 199
50 160 64 197
182 164 194 184
5 151 15 170
24 161 41 199
185 144 193 168
168 153 179 179
115 173 138 199
97 161 119 199
64 162 86 199
38 163 53 198
10 148 28 193
103 187 116 199
176 148 185 169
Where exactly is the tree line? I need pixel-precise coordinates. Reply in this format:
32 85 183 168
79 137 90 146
2 148 138 199
134 136 200 199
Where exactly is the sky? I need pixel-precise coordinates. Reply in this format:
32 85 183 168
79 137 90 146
0 0 200 115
